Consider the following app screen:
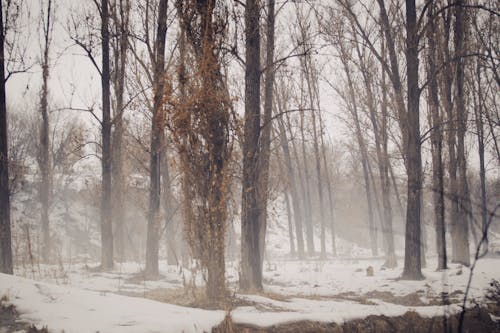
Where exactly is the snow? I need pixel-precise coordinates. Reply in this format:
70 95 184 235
3 256 499 331
0 273 225 333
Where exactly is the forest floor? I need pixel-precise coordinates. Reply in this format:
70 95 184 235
1 254 500 332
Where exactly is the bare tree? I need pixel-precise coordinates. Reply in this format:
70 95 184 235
0 0 13 274
241 0 263 292
100 0 114 270
145 0 169 277
38 0 54 263
401 0 423 280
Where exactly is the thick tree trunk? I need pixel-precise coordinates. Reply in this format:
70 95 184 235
401 0 423 280
39 0 52 263
257 0 275 271
0 0 13 274
240 0 262 292
100 0 114 270
145 0 168 277
426 2 447 270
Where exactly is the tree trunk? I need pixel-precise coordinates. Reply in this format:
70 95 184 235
299 105 315 256
240 0 262 292
318 111 336 256
39 0 52 263
0 0 13 274
145 0 168 277
401 0 423 280
276 97 305 258
353 34 396 267
472 61 487 252
426 2 447 270
283 188 295 256
100 0 114 270
453 0 470 266
257 0 275 272
338 41 378 257
111 0 129 262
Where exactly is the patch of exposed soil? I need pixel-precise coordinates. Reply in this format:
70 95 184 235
214 307 500 333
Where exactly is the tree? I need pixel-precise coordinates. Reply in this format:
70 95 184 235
401 0 424 280
240 0 263 292
100 0 114 270
0 0 13 274
425 0 447 270
145 0 169 277
257 0 275 276
38 0 54 263
175 0 233 305
110 0 130 262
453 0 471 266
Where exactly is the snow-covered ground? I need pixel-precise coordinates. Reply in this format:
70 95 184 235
2 255 499 332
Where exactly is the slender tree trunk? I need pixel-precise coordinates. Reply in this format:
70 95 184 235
299 106 315 256
318 111 336 256
353 36 396 267
338 43 378 256
0 0 13 274
301 54 326 258
276 97 305 258
162 144 176 265
473 62 487 252
39 0 52 263
145 0 168 277
283 187 295 256
257 0 275 271
111 0 129 262
426 2 447 270
240 0 262 292
401 0 423 280
453 0 470 266
100 0 114 270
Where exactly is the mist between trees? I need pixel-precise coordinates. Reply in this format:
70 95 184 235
0 0 499 312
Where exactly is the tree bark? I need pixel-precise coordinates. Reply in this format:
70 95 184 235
426 1 447 270
401 0 423 280
240 0 262 292
472 61 487 252
257 0 275 272
0 0 13 274
145 0 169 277
39 0 52 263
100 0 114 270
111 0 129 262
453 0 471 266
